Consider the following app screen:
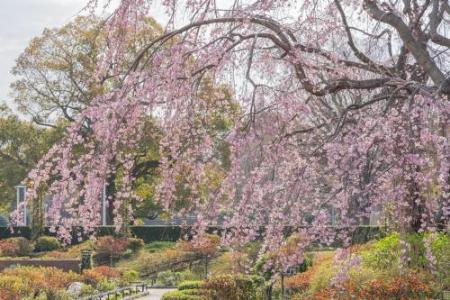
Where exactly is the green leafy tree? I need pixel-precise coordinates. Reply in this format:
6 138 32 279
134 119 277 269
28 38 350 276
0 111 64 215
11 15 162 127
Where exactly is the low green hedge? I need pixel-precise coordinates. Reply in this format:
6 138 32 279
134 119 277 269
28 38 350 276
0 226 383 245
34 236 61 252
164 275 265 300
178 281 204 290
0 227 31 239
161 290 204 300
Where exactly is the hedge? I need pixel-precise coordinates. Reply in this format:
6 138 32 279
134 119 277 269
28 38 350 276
0 259 80 272
0 226 383 245
0 226 185 243
0 226 32 239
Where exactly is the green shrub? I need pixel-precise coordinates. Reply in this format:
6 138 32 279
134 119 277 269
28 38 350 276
361 232 400 270
79 284 96 296
144 241 176 253
180 288 215 297
127 237 144 252
178 280 204 290
35 236 61 252
161 290 203 300
96 279 117 292
429 233 450 289
157 270 193 286
122 270 139 284
404 233 427 268
361 232 448 272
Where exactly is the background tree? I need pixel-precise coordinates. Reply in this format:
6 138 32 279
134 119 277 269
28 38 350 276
10 15 163 127
0 107 64 215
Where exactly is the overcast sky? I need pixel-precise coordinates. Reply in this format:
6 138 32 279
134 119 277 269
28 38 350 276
0 0 92 109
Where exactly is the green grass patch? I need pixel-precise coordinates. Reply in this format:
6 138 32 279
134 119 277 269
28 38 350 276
144 241 176 253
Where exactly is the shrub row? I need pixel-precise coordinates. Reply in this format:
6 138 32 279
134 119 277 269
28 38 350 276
0 265 128 299
0 266 79 300
0 226 382 244
0 236 61 257
162 275 265 300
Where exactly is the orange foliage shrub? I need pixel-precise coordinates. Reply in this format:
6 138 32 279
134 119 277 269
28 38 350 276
285 269 313 292
0 239 18 257
0 237 33 257
1 266 80 299
45 251 66 258
92 266 121 278
0 288 20 300
305 274 431 300
83 266 120 285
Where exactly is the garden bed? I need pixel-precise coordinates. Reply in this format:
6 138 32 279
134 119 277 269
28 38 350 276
0 258 80 272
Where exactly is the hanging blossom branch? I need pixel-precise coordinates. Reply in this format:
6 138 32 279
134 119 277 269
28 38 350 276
15 0 449 271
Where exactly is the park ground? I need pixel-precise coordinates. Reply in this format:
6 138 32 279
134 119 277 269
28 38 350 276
0 231 449 299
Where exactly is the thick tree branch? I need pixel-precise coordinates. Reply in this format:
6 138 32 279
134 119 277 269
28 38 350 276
429 0 450 48
363 0 445 85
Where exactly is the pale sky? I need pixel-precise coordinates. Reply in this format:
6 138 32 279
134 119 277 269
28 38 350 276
0 0 229 112
0 0 91 109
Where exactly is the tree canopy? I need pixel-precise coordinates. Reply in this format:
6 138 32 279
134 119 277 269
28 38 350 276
0 109 64 213
19 0 449 269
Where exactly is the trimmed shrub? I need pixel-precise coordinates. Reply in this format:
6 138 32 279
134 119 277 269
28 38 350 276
131 226 182 242
161 290 204 300
35 236 61 252
162 275 264 300
178 281 204 290
127 237 144 252
0 227 32 239
203 274 264 300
